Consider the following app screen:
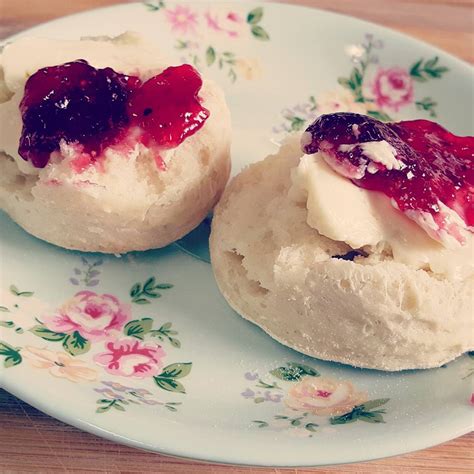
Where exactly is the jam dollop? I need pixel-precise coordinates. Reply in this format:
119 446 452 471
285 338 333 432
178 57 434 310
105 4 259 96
19 61 209 169
128 64 209 149
302 113 474 245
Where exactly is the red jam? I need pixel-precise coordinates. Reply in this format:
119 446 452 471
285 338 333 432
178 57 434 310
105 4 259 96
303 113 474 244
128 65 209 149
19 61 209 169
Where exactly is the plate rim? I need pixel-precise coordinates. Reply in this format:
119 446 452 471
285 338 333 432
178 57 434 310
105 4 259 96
1 0 473 467
3 375 472 468
2 0 472 73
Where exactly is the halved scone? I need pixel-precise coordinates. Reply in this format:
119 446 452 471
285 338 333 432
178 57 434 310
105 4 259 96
0 32 231 253
210 130 473 371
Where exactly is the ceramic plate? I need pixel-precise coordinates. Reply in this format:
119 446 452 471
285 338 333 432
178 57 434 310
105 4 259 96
1 1 473 467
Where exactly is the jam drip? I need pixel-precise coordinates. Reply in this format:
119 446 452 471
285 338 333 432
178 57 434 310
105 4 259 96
19 61 209 169
303 113 474 245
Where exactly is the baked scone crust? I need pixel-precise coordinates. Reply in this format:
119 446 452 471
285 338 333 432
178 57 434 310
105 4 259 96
0 35 231 253
210 136 473 371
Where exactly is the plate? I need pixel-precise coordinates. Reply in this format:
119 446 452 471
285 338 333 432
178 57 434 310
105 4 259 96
1 1 473 467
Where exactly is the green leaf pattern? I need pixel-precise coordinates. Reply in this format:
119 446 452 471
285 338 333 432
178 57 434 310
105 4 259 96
9 285 34 297
144 0 165 11
410 57 449 82
330 399 389 425
63 331 91 356
415 97 438 117
247 7 263 25
29 324 91 356
124 318 181 348
250 25 270 41
154 362 193 394
124 318 154 340
29 324 67 342
270 362 319 381
201 47 238 83
206 46 216 66
0 341 22 368
0 321 14 328
130 277 173 304
96 398 129 413
246 7 269 40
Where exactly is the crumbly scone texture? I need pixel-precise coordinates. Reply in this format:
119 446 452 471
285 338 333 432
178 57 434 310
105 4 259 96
210 135 473 371
0 33 231 253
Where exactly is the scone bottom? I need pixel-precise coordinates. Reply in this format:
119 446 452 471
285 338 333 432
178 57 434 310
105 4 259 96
19 61 209 170
302 112 474 247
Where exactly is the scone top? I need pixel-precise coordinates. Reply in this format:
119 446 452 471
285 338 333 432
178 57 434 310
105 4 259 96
301 112 473 248
3 33 210 173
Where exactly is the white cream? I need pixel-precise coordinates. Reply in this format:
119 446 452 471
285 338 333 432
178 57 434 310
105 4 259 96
290 152 473 280
0 32 169 95
338 140 404 171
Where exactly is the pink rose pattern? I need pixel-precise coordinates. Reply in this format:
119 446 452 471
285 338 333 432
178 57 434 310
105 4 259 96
204 10 245 38
94 338 166 378
43 291 130 341
162 6 250 39
285 377 368 416
244 364 391 436
147 4 270 83
3 271 195 407
163 6 246 39
165 5 198 36
275 34 448 137
372 67 414 111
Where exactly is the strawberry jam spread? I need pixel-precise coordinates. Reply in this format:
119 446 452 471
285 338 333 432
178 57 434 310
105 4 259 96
302 113 474 246
19 60 209 169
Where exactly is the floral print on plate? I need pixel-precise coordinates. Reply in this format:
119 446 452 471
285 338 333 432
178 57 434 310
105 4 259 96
243 362 390 438
0 261 192 414
273 34 449 136
144 1 270 82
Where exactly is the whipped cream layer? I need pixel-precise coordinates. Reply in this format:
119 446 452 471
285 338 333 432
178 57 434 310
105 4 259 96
290 150 473 280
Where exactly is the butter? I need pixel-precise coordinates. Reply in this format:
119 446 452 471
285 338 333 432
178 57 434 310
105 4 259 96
290 152 473 280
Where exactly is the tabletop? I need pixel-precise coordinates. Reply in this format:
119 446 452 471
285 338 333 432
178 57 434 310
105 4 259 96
0 0 473 472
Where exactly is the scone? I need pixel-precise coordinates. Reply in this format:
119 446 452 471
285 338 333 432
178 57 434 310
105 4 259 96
210 113 473 371
0 32 231 253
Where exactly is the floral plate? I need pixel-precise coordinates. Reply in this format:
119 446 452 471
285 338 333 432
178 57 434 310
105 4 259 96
1 1 473 467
